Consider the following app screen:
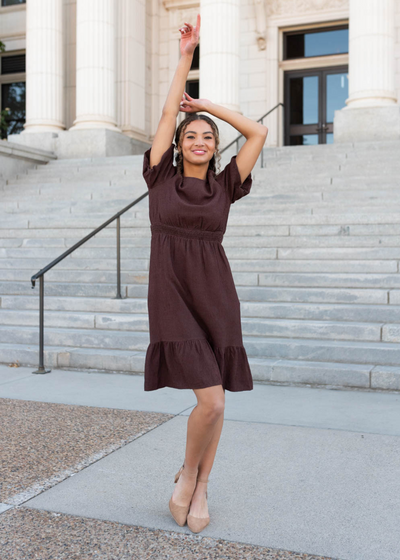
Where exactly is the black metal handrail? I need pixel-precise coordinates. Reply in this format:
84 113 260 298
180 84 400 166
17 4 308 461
219 102 284 168
30 192 149 374
31 103 284 374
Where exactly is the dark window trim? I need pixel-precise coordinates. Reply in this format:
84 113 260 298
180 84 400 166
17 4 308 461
1 53 26 75
1 0 26 6
283 24 349 60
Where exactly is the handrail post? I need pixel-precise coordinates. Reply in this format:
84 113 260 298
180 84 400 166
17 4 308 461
32 275 51 374
261 117 264 168
115 215 122 299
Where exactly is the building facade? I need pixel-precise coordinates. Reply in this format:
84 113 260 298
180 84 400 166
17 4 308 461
0 0 399 156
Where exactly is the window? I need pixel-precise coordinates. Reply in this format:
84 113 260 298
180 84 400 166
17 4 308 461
191 45 199 71
1 54 25 74
1 82 25 138
1 54 26 139
1 0 26 6
184 44 199 99
185 80 199 99
284 26 348 59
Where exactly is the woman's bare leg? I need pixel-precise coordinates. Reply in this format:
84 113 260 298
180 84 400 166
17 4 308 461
188 405 224 518
171 384 225 507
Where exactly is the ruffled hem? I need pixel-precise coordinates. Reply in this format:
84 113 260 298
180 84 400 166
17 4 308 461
144 338 253 392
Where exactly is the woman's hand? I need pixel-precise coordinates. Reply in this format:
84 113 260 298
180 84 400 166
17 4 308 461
179 14 200 57
179 92 210 113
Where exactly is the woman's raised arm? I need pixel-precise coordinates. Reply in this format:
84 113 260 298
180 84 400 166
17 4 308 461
149 14 201 169
179 93 268 183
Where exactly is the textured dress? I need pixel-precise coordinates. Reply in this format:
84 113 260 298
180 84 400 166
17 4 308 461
142 142 253 392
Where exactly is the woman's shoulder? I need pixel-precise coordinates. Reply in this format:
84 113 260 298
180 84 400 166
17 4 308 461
212 154 253 204
143 143 177 190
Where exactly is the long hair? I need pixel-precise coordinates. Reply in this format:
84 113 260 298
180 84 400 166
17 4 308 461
174 114 222 176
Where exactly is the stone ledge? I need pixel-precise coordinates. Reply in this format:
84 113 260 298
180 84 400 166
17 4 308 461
334 105 400 143
371 365 400 390
0 139 56 162
7 129 151 159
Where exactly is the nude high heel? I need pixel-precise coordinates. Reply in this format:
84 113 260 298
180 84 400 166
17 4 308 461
187 476 210 533
169 463 198 527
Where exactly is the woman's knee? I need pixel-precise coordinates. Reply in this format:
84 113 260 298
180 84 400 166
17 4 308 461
194 386 225 422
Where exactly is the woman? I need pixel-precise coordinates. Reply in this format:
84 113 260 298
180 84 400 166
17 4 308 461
142 14 268 533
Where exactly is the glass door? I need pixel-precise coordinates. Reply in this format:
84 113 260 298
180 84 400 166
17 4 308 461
284 65 348 145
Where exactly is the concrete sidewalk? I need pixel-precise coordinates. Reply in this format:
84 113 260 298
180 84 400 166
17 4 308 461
1 364 399 560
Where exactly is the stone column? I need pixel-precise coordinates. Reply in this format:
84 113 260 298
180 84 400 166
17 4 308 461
199 0 240 112
23 0 64 133
116 0 146 141
199 0 241 148
70 0 120 130
334 0 399 142
347 0 396 108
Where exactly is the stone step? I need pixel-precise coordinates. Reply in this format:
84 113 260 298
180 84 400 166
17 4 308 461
1 181 117 192
1 223 400 239
233 285 391 305
0 258 396 275
0 309 149 331
1 326 400 367
71 180 400 194
262 157 400 168
39 154 146 166
2 245 400 261
0 307 395 342
255 183 400 195
258 272 400 289
241 317 385 342
13 168 400 189
8 212 400 229
0 280 131 298
3 188 400 209
0 268 148 283
261 161 400 173
5 268 400 288
5 203 400 219
3 295 399 323
4 203 400 220
262 140 400 157
29 147 396 170
36 179 400 196
0 280 391 304
1 295 147 313
28 165 341 178
20 234 400 249
244 334 400 368
28 162 144 173
3 341 397 390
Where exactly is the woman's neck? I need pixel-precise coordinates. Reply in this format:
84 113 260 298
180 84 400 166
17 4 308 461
183 161 208 180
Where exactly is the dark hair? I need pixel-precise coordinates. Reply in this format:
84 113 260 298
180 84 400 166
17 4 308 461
174 114 221 175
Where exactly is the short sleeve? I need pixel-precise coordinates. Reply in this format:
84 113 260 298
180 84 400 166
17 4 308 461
215 155 252 204
142 143 177 189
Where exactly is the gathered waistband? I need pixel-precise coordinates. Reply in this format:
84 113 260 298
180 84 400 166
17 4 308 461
151 223 223 243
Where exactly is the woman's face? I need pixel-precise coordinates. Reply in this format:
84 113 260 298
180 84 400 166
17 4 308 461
180 120 216 167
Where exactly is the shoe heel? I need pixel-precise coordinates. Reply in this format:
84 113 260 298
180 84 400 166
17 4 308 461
174 465 184 484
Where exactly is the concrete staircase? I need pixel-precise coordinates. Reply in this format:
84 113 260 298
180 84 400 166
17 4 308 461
1 139 400 391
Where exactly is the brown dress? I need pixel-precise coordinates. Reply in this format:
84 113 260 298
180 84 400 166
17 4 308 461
142 142 253 392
